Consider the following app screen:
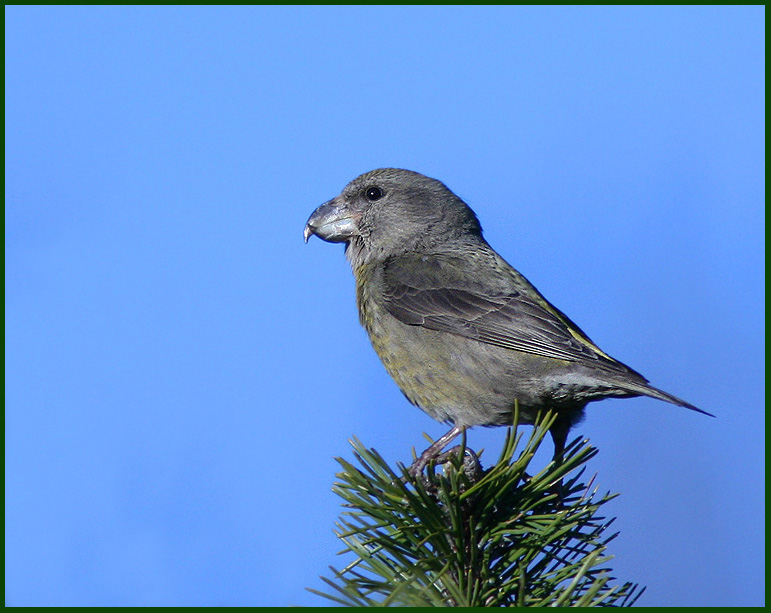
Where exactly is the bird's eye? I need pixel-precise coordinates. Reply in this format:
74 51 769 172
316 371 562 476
365 186 384 201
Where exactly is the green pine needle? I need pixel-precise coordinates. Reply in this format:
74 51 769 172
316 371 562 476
309 410 645 607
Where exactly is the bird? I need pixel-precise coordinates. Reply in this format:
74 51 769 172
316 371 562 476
304 168 712 475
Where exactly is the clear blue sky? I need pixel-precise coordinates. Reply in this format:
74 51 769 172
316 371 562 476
5 6 764 607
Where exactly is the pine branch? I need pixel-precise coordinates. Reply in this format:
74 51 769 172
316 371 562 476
309 410 645 607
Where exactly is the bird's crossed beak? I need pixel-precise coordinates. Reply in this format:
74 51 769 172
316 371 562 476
303 198 358 243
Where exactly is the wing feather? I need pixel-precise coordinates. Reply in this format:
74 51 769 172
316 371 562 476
381 253 635 371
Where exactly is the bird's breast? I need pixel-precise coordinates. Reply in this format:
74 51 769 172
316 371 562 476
353 262 545 426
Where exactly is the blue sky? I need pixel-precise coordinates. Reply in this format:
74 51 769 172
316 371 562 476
5 5 764 607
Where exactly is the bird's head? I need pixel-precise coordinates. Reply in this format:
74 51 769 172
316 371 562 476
304 168 483 266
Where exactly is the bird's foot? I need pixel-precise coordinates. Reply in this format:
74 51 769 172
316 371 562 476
405 425 466 480
434 445 484 482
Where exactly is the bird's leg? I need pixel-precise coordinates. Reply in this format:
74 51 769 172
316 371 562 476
549 419 569 465
548 418 570 505
408 424 466 477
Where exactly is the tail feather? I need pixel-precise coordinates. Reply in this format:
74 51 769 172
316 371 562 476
627 382 714 417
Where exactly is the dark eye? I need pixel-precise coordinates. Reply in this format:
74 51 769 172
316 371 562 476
365 186 384 201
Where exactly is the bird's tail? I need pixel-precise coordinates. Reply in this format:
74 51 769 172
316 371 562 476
625 381 714 417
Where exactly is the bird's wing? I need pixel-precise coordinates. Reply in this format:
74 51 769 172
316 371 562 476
381 252 638 371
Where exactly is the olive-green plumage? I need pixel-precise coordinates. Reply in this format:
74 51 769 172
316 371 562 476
304 168 711 472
